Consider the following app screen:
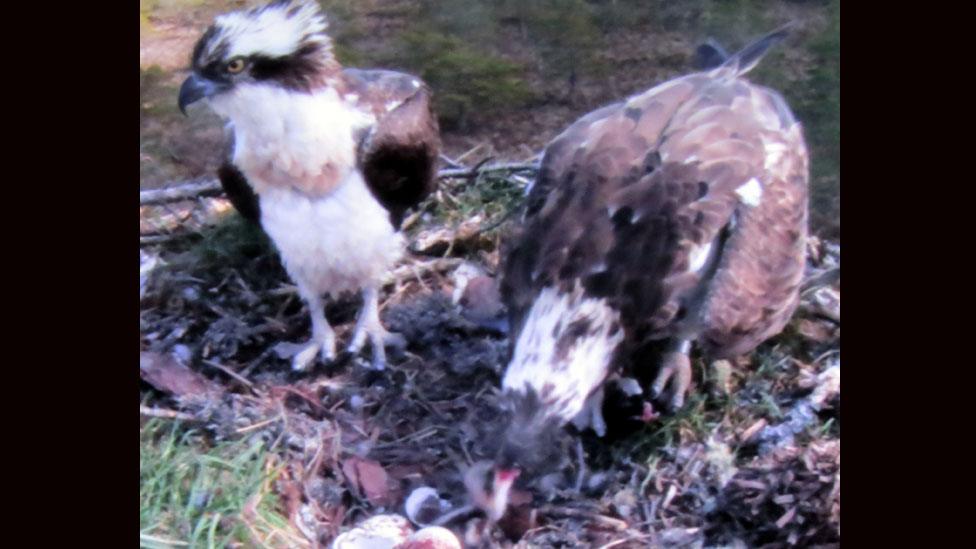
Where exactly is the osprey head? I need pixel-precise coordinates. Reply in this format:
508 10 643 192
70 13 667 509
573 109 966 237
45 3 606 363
178 0 337 115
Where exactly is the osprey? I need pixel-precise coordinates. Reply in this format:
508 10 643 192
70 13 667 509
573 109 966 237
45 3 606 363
471 27 808 520
178 0 439 370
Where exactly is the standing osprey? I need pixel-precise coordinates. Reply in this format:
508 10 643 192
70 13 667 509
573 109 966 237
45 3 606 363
178 0 439 370
471 27 808 520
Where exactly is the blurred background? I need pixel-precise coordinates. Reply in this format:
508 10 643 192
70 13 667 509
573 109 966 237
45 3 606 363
140 0 838 237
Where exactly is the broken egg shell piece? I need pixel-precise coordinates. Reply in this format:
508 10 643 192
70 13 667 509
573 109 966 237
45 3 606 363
331 514 413 549
404 486 451 526
400 526 462 549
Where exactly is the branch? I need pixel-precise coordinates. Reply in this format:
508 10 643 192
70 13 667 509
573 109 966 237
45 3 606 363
140 179 223 206
437 161 538 180
140 405 198 422
140 162 540 206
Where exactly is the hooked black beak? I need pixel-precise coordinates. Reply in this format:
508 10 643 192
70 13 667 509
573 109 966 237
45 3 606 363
178 74 224 115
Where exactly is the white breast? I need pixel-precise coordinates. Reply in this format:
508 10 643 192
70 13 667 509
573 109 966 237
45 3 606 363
209 83 374 187
209 82 394 297
259 172 404 296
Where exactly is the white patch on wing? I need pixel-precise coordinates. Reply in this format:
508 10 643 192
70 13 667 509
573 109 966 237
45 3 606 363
763 140 789 171
734 177 763 207
502 284 625 425
688 242 712 273
212 1 331 60
385 100 401 112
259 171 403 296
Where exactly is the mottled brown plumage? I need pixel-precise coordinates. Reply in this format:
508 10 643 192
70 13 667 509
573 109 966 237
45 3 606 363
503 48 807 375
474 25 807 524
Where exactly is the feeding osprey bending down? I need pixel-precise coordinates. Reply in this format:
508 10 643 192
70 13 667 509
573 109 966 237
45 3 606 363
470 27 808 521
178 0 439 370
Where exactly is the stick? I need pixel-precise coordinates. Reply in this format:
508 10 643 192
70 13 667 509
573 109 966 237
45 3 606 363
596 535 653 549
438 153 464 169
140 179 223 205
432 504 478 526
537 505 628 530
203 359 256 390
140 406 197 422
140 163 539 206
437 162 538 180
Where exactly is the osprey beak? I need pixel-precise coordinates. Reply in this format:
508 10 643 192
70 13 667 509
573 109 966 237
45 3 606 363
178 74 223 116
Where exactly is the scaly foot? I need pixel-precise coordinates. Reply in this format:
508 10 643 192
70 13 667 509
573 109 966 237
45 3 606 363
650 349 692 411
346 287 405 370
290 331 337 372
290 286 336 372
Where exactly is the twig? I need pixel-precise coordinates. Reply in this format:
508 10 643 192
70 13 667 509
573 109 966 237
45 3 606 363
140 534 190 547
801 267 840 295
140 406 197 422
596 534 654 549
538 505 628 530
438 153 464 169
140 162 539 207
236 416 281 434
454 142 488 164
432 504 478 526
203 359 256 390
383 257 462 286
437 161 538 180
140 179 223 205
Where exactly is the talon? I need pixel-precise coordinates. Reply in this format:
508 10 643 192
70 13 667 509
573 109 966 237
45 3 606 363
652 347 692 411
347 287 397 370
669 391 685 412
292 342 321 372
319 337 337 363
291 286 335 372
651 365 674 398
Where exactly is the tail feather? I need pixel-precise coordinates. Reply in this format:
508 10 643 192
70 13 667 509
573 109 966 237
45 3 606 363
715 23 794 78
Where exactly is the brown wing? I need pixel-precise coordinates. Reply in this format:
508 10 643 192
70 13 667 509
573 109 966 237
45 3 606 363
695 87 808 357
218 128 261 224
502 72 808 358
344 69 440 228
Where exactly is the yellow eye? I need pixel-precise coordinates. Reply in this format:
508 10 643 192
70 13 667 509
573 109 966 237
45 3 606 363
226 58 246 74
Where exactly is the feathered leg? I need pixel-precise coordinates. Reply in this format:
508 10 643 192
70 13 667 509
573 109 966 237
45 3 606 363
346 286 404 370
291 285 336 372
651 339 693 411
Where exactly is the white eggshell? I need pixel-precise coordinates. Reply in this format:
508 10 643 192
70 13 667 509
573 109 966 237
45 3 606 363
331 514 414 549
